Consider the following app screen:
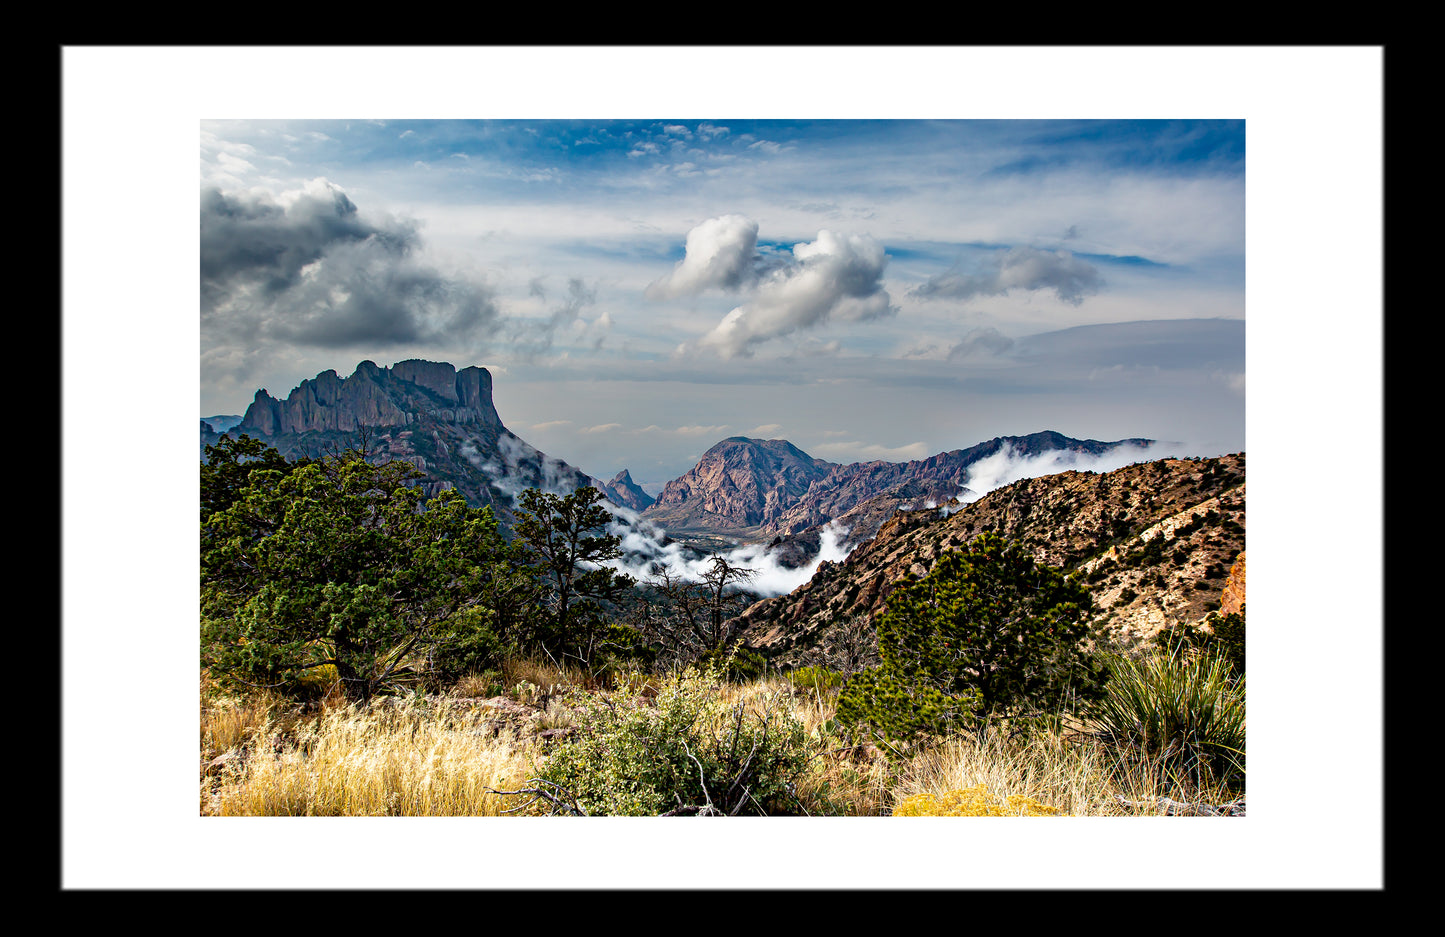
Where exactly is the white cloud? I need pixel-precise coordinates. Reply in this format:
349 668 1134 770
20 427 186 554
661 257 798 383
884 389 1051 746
645 215 760 300
913 246 1101 306
693 229 893 358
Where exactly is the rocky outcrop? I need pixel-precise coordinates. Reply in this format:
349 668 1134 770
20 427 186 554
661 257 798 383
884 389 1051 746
643 437 837 536
600 469 655 512
207 359 591 522
237 359 504 437
1221 551 1246 615
729 453 1246 667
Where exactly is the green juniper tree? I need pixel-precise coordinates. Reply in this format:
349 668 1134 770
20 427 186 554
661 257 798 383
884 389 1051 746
201 447 519 702
837 532 1105 747
201 433 308 522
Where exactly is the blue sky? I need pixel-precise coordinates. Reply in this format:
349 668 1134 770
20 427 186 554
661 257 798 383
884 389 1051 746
198 116 1247 488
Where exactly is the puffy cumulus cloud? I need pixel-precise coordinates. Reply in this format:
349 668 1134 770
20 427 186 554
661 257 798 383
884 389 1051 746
201 178 503 350
912 246 1101 306
644 215 761 300
693 229 894 358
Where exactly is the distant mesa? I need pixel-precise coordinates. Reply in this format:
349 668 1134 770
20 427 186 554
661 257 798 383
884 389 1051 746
236 359 503 437
203 359 593 521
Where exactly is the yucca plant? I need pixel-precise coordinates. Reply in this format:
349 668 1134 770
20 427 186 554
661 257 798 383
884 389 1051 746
1090 646 1245 791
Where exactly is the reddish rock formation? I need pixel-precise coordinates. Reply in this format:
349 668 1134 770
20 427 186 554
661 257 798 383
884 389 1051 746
1221 551 1246 615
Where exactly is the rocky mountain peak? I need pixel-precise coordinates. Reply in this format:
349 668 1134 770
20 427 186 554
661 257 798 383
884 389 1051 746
641 429 1153 547
236 358 503 437
600 469 655 512
210 359 587 522
729 453 1246 668
644 436 838 538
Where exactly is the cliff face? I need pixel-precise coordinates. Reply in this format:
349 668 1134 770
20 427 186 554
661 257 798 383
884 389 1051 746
207 359 591 520
729 453 1246 668
237 359 503 436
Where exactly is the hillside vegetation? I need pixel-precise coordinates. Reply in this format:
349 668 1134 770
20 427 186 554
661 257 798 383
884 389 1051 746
200 437 1245 817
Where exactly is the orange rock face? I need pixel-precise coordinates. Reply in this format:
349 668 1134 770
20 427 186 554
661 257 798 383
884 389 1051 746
1220 551 1246 615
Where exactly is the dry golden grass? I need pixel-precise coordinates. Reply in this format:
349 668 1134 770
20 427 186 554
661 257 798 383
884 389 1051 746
501 656 599 693
889 728 1238 817
894 784 1062 816
201 696 538 816
200 661 1239 817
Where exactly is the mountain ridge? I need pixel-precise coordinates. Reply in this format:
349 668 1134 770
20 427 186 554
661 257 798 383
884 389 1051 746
639 430 1153 546
728 452 1246 669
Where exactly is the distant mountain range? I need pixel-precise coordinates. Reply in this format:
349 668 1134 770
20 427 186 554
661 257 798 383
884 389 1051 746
639 431 1152 549
201 358 1243 650
203 358 1153 551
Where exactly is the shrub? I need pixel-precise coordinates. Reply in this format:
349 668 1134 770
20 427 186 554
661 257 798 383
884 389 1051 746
837 532 1105 748
1091 647 1245 791
788 665 847 695
698 645 768 683
1207 608 1246 676
527 667 810 816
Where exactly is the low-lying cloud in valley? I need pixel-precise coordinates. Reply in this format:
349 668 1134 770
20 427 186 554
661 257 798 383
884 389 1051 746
592 438 1194 599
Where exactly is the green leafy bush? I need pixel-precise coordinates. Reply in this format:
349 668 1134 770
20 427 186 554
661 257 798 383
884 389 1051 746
531 667 809 816
1091 646 1245 790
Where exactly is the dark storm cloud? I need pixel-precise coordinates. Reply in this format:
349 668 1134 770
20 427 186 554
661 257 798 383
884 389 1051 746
200 180 502 349
911 246 1102 306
